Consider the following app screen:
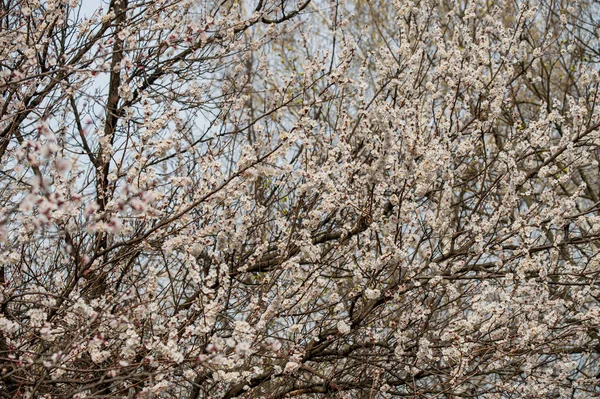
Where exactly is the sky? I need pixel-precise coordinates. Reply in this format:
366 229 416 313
78 0 103 17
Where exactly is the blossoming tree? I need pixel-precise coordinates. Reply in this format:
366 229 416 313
1 0 600 397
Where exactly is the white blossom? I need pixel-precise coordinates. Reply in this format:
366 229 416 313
337 320 351 334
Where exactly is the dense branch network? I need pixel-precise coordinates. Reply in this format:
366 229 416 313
0 0 599 398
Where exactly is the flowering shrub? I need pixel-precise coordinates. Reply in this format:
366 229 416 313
1 0 600 397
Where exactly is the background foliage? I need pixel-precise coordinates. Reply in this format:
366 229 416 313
1 0 600 397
